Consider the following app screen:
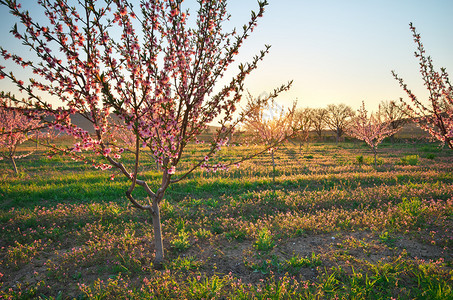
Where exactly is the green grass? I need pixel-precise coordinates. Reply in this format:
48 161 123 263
399 154 420 166
0 140 452 299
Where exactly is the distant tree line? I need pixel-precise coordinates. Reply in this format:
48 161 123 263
241 99 410 146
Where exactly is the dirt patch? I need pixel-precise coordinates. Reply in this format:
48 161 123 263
395 235 449 260
202 231 452 281
1 231 451 297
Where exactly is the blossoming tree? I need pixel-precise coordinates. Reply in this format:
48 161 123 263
348 102 401 167
243 95 296 181
0 0 291 266
0 99 41 174
392 23 452 149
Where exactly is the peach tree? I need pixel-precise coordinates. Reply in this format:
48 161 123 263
0 98 41 174
393 23 452 149
348 101 400 167
0 0 291 267
243 95 296 181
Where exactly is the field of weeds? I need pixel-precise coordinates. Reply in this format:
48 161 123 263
0 141 452 299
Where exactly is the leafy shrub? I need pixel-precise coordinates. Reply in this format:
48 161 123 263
246 255 281 274
193 228 212 240
356 155 383 166
171 231 191 252
420 145 441 153
160 199 175 218
285 253 322 274
225 229 247 242
187 275 226 299
399 155 419 166
211 222 223 234
364 156 384 165
166 256 201 272
379 231 397 247
425 153 436 160
254 228 275 252
356 155 364 165
398 197 425 217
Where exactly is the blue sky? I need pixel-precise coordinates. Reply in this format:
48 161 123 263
226 0 453 111
0 0 452 112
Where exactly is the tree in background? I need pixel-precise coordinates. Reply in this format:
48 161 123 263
378 100 408 143
0 0 291 266
243 97 296 181
348 102 401 167
325 104 354 144
392 23 452 149
0 99 41 174
292 107 313 152
33 126 61 150
311 108 327 140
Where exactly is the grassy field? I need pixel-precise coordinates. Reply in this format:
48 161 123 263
0 140 452 299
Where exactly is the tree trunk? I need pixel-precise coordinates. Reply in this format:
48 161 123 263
151 196 164 269
271 151 276 182
315 129 322 141
10 156 18 174
390 122 397 144
373 148 377 168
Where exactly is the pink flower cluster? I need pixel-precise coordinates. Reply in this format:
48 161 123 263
348 101 401 155
0 99 41 162
393 23 453 150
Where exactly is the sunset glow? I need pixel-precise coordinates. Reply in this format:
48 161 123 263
0 1 452 112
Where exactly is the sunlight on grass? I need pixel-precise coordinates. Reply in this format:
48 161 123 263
1 141 452 298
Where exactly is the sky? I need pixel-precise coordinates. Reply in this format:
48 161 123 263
0 0 452 113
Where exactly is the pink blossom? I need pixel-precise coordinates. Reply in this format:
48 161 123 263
0 101 41 173
0 0 279 264
102 148 111 157
348 101 401 166
167 166 175 174
393 24 453 150
170 8 179 17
